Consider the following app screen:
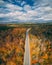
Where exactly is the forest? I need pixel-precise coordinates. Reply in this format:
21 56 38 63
0 24 52 65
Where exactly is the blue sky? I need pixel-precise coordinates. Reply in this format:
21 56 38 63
0 0 52 23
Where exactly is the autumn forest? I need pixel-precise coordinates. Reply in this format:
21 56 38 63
0 24 52 65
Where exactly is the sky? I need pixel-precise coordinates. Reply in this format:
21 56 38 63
0 0 52 23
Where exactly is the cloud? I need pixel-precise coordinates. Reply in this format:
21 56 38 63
0 11 23 17
23 5 31 11
21 1 26 6
6 3 22 11
35 6 52 20
41 14 52 21
0 3 38 22
0 0 52 23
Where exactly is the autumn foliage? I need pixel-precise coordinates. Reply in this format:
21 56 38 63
0 24 52 65
29 25 52 65
0 27 26 65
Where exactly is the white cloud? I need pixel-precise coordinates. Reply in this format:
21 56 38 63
23 5 31 11
0 11 23 17
27 10 38 16
35 6 52 21
0 0 52 23
21 1 26 6
0 3 38 22
0 0 4 3
6 4 22 11
42 14 52 20
37 6 52 12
